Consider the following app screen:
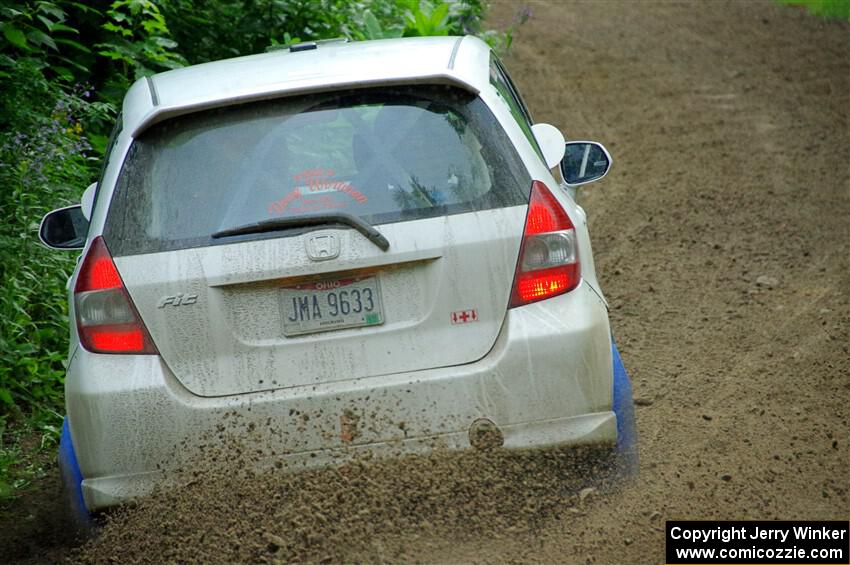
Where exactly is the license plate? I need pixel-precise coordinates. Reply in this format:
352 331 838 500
280 276 384 336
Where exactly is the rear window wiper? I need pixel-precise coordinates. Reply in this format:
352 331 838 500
211 213 390 251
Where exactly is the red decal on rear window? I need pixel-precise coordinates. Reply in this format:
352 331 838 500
286 195 346 215
294 168 335 184
451 309 478 324
327 180 368 203
291 169 368 204
267 188 302 215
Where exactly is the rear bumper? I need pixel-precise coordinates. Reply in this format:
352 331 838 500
65 284 615 511
82 412 616 510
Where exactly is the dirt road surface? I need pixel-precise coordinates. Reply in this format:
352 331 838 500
2 1 848 563
478 0 850 561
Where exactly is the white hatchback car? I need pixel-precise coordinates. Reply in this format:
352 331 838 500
39 36 636 524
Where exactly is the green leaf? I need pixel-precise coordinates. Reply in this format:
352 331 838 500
142 19 167 35
56 55 90 73
97 48 130 61
0 388 13 407
68 2 100 15
363 10 383 39
27 29 58 51
54 37 91 53
415 11 430 35
102 22 132 37
88 134 108 155
431 2 450 25
2 25 29 50
0 8 24 19
50 23 78 34
52 65 74 81
37 2 66 20
36 15 55 31
151 36 177 49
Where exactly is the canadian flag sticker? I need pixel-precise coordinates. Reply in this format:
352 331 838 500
450 309 478 324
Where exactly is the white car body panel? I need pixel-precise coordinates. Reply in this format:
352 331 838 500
62 36 617 510
116 208 526 397
67 284 614 511
122 36 487 138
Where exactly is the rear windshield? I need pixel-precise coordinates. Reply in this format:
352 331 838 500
104 85 531 255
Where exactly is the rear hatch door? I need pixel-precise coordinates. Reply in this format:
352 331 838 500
105 85 532 397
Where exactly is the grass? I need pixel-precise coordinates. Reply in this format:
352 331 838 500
777 0 850 20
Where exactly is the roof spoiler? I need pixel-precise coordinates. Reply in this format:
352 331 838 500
131 74 480 138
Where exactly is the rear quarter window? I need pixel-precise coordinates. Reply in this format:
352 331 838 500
488 57 544 162
104 85 532 255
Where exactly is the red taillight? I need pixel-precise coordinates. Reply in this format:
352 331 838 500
509 181 580 308
74 237 158 354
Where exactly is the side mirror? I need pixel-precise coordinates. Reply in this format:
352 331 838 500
560 141 613 186
39 205 88 250
531 123 566 169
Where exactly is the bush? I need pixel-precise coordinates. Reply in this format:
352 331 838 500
160 0 522 64
0 52 112 498
777 0 850 21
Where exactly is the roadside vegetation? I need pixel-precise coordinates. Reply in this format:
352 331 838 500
777 0 850 20
0 0 527 501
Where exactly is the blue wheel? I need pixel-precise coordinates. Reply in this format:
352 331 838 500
611 340 638 479
58 418 94 533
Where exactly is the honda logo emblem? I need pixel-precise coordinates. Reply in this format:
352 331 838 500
306 233 340 261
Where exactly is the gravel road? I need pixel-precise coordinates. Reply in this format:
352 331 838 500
477 0 849 560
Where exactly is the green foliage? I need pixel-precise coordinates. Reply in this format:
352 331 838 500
0 5 114 499
777 0 850 20
404 2 451 36
347 1 524 47
0 58 107 421
160 0 358 63
96 0 187 94
0 1 92 83
160 1 521 62
359 10 405 40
